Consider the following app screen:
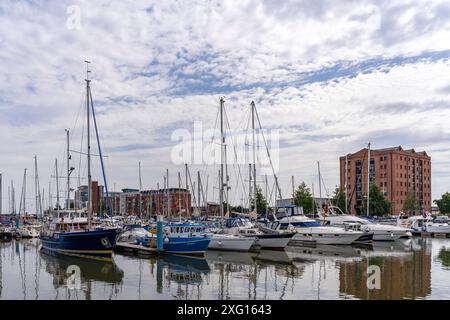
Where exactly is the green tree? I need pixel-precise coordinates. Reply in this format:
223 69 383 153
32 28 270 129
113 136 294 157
292 182 313 214
434 192 450 214
361 183 392 216
403 192 421 214
331 187 347 213
255 186 269 215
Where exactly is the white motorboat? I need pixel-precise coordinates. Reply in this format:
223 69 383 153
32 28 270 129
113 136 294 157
275 215 367 245
15 225 40 238
224 217 295 250
117 227 151 243
162 221 256 252
208 233 255 252
320 206 412 241
397 214 450 234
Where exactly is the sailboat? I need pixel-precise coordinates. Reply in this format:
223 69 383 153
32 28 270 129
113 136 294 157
15 168 40 238
39 62 120 260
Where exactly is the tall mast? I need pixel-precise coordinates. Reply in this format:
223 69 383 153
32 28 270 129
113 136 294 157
55 159 60 212
291 176 295 198
34 156 38 215
312 182 315 216
48 181 52 214
318 161 322 200
23 168 27 217
248 164 252 211
66 129 71 210
265 174 268 218
345 154 348 214
8 185 10 214
11 180 15 214
178 171 182 217
139 161 142 219
251 101 257 212
85 60 92 227
197 171 201 210
185 164 189 216
367 142 371 217
219 97 225 225
166 169 170 219
0 173 2 215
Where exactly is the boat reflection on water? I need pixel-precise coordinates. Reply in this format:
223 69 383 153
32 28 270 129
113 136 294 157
286 243 366 263
40 250 124 297
437 246 450 269
160 255 210 285
339 238 432 300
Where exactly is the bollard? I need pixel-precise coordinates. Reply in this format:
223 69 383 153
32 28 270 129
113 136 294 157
157 215 163 251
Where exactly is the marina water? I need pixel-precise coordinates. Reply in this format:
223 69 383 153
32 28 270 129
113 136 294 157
1 237 450 299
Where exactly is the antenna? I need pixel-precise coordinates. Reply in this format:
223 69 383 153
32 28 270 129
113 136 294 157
84 60 91 80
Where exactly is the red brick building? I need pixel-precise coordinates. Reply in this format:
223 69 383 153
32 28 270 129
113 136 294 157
340 146 431 215
104 188 192 218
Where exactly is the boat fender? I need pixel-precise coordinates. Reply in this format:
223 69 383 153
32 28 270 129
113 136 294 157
164 237 169 243
101 237 112 248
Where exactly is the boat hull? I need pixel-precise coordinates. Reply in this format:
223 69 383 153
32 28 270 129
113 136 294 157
40 228 120 260
208 235 255 252
291 229 363 245
255 233 295 250
163 237 211 257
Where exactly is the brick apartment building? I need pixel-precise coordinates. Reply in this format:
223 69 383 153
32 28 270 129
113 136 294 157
107 188 192 218
340 146 431 215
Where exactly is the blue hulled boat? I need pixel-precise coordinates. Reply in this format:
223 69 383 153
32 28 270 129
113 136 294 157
40 62 119 260
137 222 211 257
40 211 120 260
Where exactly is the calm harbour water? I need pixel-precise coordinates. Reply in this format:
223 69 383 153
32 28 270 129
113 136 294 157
1 237 450 300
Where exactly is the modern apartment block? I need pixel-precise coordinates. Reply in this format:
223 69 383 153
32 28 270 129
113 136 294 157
340 146 431 215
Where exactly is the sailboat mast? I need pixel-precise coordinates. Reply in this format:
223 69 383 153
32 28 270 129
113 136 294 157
55 159 59 212
317 161 322 200
85 60 92 227
367 142 371 217
66 129 70 210
219 97 225 225
345 154 348 214
34 156 38 215
166 169 170 219
251 101 257 212
139 161 142 219
23 168 27 217
11 180 15 214
178 171 181 217
197 171 201 210
0 173 2 215
185 164 189 216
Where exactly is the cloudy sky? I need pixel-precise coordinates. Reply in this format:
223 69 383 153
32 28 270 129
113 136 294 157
1 0 450 212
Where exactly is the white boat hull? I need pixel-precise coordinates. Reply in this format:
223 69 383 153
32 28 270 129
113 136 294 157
16 228 39 238
291 227 363 245
425 225 450 233
370 229 412 241
255 234 294 250
208 235 255 251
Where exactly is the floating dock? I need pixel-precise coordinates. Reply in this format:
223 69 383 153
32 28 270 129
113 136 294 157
114 241 164 256
412 232 450 238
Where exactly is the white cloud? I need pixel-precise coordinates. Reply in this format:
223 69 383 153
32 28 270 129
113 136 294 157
1 0 450 212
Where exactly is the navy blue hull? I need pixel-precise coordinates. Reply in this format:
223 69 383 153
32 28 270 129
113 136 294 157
40 229 120 260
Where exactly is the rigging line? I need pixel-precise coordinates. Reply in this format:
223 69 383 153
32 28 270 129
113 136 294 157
254 105 282 199
78 97 86 190
89 87 112 218
223 105 248 206
199 106 220 191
